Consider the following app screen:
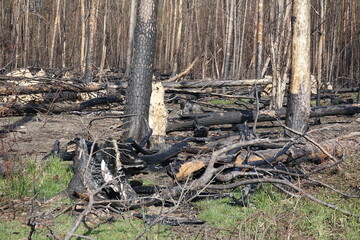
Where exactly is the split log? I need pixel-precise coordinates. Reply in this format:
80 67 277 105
167 104 360 132
0 95 121 115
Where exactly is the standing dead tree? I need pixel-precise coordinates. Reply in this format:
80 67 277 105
123 0 158 142
286 0 311 135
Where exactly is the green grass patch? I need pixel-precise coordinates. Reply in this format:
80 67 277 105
0 214 174 240
0 157 73 200
195 184 360 239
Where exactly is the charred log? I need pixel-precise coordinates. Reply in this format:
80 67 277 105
0 95 122 115
167 104 360 132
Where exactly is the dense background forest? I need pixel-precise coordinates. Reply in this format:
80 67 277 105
0 0 359 88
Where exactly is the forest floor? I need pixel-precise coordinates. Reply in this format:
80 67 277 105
0 112 359 239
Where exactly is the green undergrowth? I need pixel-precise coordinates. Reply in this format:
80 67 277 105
0 214 174 240
0 156 73 201
1 157 359 239
195 184 360 240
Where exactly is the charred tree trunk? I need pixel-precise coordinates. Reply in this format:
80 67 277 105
285 0 311 135
123 0 158 142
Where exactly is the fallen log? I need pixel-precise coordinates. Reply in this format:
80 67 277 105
167 104 360 132
0 76 272 96
0 80 107 96
0 95 121 115
162 78 272 89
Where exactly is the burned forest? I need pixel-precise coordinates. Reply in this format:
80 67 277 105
0 0 360 239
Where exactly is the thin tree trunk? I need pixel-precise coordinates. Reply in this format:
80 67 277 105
222 0 234 79
62 0 67 68
255 0 264 79
213 0 221 79
80 0 86 72
84 0 98 83
238 0 248 78
49 0 61 68
328 6 339 87
172 0 183 75
249 0 259 76
98 0 108 81
270 0 291 109
231 2 238 78
23 0 30 66
164 1 172 70
169 0 177 74
125 0 137 79
159 1 167 70
202 10 212 79
316 0 325 107
0 0 3 67
12 0 21 69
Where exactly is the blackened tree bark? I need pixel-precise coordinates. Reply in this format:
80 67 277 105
285 0 311 135
124 0 158 142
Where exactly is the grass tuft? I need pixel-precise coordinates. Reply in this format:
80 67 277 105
0 157 73 200
195 184 360 239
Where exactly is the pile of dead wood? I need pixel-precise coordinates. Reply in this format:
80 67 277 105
0 74 275 115
47 122 360 218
